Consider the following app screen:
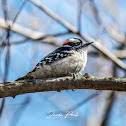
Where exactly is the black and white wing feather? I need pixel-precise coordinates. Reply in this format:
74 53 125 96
30 46 75 73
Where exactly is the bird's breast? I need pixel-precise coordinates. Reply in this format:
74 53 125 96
30 50 87 78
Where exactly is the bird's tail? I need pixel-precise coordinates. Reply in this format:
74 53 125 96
16 73 34 81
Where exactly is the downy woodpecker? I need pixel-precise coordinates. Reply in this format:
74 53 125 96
17 38 93 80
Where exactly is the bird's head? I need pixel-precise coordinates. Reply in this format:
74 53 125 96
63 38 93 49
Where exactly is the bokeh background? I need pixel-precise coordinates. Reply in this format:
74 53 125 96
0 0 126 126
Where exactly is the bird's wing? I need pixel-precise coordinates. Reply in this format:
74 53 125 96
29 47 74 73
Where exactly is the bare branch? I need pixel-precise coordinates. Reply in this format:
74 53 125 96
101 92 115 126
113 50 126 59
0 1 28 116
0 18 44 39
0 98 5 117
28 1 126 71
100 58 118 126
77 0 82 32
34 31 71 41
12 0 28 25
80 34 126 71
105 27 126 45
0 18 69 47
89 0 101 25
2 0 8 23
88 0 126 45
67 91 100 111
0 73 126 98
1 0 10 96
88 50 126 59
0 17 126 71
10 96 30 126
29 0 78 33
1 0 10 118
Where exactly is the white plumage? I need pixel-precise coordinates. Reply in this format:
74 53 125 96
17 38 93 80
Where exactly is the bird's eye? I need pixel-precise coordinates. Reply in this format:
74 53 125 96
77 42 80 45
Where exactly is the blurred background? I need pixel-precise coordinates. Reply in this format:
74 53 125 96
0 0 126 126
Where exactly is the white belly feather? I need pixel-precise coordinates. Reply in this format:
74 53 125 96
30 50 87 78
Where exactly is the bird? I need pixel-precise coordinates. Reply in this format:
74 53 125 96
17 38 93 80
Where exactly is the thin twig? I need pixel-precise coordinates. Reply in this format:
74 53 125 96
101 92 115 126
0 0 10 118
0 0 28 118
101 41 125 126
89 0 126 45
10 97 30 126
0 98 5 117
29 0 78 33
34 30 71 41
28 0 126 71
12 0 28 25
77 0 82 32
67 91 100 111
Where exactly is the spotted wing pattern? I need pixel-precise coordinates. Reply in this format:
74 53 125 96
30 47 75 73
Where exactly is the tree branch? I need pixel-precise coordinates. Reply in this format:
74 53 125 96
0 18 44 39
28 0 126 71
113 50 126 59
105 26 126 45
0 2 126 70
0 73 126 98
29 0 78 33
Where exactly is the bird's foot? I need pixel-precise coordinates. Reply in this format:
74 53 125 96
72 73 76 80
68 72 76 80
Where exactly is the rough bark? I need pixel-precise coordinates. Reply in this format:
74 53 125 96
0 73 126 98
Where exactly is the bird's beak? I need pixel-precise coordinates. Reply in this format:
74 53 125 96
81 42 93 48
